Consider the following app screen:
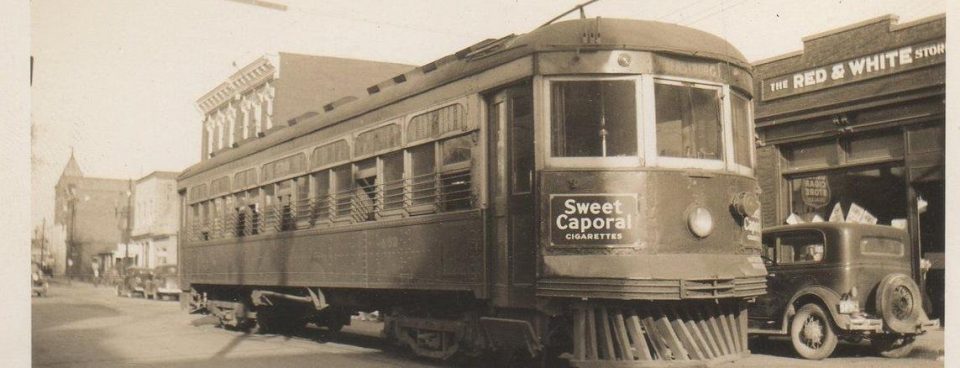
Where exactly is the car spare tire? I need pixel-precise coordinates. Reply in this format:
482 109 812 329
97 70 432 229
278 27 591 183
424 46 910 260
875 273 922 334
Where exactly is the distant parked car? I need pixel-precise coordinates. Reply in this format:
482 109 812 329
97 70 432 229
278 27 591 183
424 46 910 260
749 222 938 359
144 264 180 300
32 262 49 297
116 267 153 298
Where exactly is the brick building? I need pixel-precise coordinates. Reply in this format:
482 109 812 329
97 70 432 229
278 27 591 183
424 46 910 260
54 152 133 279
129 171 180 268
196 52 414 161
752 14 945 318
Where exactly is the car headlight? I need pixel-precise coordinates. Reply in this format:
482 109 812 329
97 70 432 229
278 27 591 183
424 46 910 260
688 207 714 238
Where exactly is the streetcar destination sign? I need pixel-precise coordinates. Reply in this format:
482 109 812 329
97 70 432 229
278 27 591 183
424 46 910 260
550 194 639 246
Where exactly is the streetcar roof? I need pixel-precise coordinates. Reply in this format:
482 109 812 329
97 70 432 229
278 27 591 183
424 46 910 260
179 18 749 183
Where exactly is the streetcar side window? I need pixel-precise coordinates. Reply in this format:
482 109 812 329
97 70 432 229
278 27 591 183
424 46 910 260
550 80 638 157
295 175 310 228
311 170 331 223
381 152 404 211
409 144 437 209
654 81 723 160
332 165 354 219
355 159 377 221
730 92 753 169
235 192 246 237
440 134 474 211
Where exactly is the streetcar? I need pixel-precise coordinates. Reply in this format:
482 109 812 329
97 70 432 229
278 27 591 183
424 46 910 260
177 11 766 367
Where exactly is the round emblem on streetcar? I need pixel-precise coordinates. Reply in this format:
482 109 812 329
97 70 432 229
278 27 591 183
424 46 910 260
617 53 632 67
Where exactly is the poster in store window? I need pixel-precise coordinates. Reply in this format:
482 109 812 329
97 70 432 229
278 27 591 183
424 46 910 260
828 203 844 222
801 176 831 209
846 202 866 223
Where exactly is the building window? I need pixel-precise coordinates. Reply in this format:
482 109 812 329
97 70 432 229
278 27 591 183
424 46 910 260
845 129 904 162
551 80 638 157
786 165 906 225
654 81 722 160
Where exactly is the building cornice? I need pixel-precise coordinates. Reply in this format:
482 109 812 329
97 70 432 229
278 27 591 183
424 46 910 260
196 54 279 114
754 13 945 66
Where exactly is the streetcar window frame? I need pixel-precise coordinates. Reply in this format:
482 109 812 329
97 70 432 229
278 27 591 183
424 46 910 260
647 77 727 171
727 89 755 175
544 75 643 168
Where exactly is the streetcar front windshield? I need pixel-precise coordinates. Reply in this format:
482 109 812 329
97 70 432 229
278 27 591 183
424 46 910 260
546 76 753 173
550 80 638 158
654 81 723 160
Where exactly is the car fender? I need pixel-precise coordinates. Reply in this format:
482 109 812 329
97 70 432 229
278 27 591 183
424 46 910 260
783 286 847 329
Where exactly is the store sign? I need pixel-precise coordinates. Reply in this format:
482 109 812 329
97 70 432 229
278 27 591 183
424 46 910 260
801 176 831 209
550 194 638 246
762 39 945 101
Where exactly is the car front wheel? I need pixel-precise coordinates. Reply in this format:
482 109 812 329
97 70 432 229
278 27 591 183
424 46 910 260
790 303 838 360
871 335 916 358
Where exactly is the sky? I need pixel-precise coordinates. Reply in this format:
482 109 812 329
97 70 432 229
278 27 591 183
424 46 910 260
30 0 947 232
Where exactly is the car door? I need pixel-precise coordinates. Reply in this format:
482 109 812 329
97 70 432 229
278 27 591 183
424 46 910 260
751 230 827 327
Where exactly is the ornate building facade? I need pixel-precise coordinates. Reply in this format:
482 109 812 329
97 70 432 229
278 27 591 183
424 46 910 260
196 52 414 160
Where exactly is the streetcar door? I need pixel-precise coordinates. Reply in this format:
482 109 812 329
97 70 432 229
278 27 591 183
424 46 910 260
488 85 536 307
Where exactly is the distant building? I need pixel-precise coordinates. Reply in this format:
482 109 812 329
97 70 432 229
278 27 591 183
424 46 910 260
53 152 133 279
195 52 414 160
130 171 180 268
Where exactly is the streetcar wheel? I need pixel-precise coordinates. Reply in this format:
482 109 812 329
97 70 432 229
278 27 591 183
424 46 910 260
790 303 838 360
871 335 916 358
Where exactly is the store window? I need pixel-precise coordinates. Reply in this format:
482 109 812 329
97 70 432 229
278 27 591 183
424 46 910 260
845 129 903 162
787 165 906 225
550 80 637 157
654 81 722 160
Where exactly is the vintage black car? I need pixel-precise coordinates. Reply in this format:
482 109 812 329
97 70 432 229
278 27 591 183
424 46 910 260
144 264 180 300
749 222 938 359
115 267 153 298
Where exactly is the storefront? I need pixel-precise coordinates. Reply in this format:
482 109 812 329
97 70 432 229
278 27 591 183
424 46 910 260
753 14 945 318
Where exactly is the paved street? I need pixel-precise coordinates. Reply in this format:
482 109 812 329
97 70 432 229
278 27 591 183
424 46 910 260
33 281 943 367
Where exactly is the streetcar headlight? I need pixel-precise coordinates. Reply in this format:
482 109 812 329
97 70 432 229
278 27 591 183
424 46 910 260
688 207 714 238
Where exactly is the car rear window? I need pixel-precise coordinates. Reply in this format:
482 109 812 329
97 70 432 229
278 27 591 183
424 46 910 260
860 236 904 257
774 231 825 264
